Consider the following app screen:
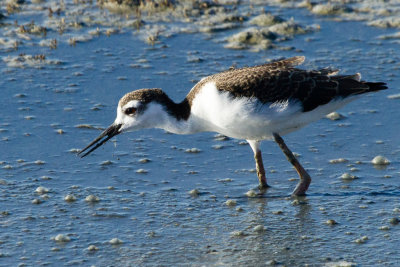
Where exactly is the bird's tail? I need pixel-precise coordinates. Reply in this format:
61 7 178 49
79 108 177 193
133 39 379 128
335 74 387 95
362 82 388 92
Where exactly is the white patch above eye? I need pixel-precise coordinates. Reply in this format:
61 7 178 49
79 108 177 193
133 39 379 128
122 100 141 110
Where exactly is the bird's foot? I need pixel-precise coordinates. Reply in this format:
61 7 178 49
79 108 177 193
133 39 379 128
258 183 269 189
291 179 310 197
257 183 270 195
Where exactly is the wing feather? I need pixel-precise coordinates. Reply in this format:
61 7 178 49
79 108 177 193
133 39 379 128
186 57 387 112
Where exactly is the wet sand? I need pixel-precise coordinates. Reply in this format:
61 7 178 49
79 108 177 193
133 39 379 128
0 1 400 266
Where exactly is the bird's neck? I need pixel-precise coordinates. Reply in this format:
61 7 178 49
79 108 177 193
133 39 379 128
165 98 191 121
150 97 197 135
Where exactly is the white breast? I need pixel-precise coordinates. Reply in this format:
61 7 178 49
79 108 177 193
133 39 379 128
189 82 357 140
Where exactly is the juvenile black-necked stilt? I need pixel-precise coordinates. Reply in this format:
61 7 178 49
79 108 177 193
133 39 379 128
78 56 387 196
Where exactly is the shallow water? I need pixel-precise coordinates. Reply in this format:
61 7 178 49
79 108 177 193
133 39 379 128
1 1 400 266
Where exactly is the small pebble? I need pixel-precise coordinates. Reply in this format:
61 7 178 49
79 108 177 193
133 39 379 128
147 231 156 237
69 148 80 153
272 210 283 215
185 148 201 153
40 194 50 200
101 160 113 166
14 93 27 98
138 158 151 163
218 178 233 182
85 195 100 203
87 245 98 251
109 238 123 245
64 194 77 202
387 93 400 99
253 225 266 232
379 226 390 231
371 155 390 165
341 173 357 180
326 112 344 120
214 134 229 141
31 199 42 204
329 158 348 164
389 218 399 225
189 189 199 196
326 219 338 225
265 260 279 266
325 261 356 267
136 169 148 174
355 236 368 244
225 199 237 207
54 234 70 242
35 186 49 194
230 230 245 237
245 190 257 197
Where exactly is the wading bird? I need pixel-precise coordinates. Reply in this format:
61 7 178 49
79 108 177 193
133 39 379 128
78 56 387 196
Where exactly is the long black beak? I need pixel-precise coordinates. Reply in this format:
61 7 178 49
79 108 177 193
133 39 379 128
78 123 122 158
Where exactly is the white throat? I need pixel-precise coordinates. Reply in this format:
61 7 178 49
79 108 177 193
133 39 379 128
139 103 195 135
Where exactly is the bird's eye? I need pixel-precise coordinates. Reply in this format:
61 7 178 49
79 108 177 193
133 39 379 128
125 107 137 115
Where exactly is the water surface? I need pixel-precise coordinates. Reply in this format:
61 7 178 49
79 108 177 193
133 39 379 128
1 1 400 266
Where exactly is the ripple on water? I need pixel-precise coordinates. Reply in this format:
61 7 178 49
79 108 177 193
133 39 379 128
0 0 399 266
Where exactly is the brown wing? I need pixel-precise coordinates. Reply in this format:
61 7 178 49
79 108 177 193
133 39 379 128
185 56 305 105
186 56 387 112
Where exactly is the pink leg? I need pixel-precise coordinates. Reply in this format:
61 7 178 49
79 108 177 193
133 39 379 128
254 150 268 189
273 133 311 196
247 140 269 189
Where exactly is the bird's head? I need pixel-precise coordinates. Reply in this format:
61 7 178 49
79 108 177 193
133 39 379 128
78 88 170 158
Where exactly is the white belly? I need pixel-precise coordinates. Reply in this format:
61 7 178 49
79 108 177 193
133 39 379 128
189 82 356 140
